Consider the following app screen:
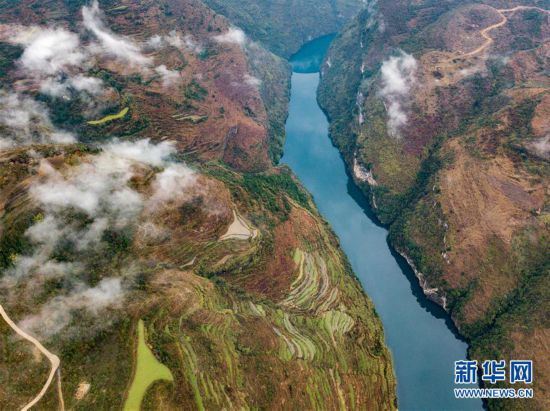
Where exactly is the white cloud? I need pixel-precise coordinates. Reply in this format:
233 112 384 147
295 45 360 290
6 24 105 99
530 135 550 158
19 277 123 337
213 28 246 46
155 65 180 87
103 138 175 167
0 91 75 148
380 52 417 95
20 139 178 273
165 30 184 49
146 31 203 54
148 164 196 208
39 74 104 98
30 150 143 219
183 34 203 54
378 18 386 33
5 1 156 96
136 221 169 245
70 74 104 94
38 77 69 97
17 27 85 75
3 138 199 338
146 34 164 49
243 74 261 87
379 50 417 137
82 0 151 68
386 101 408 132
23 138 186 248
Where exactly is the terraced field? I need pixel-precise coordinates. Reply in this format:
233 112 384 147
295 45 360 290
0 0 397 409
87 107 129 125
124 320 173 410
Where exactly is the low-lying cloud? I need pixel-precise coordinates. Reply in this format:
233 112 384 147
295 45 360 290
19 277 123 337
155 65 180 87
0 0 219 341
0 0 201 121
146 31 203 54
213 28 246 46
148 164 197 208
1 139 198 338
103 138 175 167
243 74 261 88
5 0 157 101
82 0 152 68
530 135 550 159
379 50 417 137
0 91 75 149
17 27 85 75
8 25 104 100
40 74 104 98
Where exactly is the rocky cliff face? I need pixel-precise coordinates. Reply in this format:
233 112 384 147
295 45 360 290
319 1 548 409
0 0 396 409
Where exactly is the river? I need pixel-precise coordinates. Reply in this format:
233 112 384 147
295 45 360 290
282 35 481 410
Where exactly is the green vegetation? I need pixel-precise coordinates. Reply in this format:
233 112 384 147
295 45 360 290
90 68 127 92
318 2 550 408
124 320 174 411
205 164 311 223
242 170 310 213
0 139 396 409
184 80 207 101
466 231 548 347
0 0 399 408
87 107 129 125
0 42 22 80
245 43 291 163
0 210 34 271
202 0 363 57
318 8 374 157
389 197 447 289
61 0 89 13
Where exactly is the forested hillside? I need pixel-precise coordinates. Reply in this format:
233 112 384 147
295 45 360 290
0 0 395 409
319 1 549 409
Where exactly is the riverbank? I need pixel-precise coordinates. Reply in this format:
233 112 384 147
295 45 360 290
318 4 549 407
283 39 481 410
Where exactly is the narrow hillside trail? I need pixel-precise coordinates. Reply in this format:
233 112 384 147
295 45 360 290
57 370 65 411
0 304 64 411
464 5 549 57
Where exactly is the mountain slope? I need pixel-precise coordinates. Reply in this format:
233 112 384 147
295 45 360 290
0 0 396 409
319 1 549 409
201 0 366 57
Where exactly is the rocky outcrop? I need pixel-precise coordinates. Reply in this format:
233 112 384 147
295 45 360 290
397 249 448 311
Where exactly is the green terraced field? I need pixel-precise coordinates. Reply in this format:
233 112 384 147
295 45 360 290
124 320 174 411
87 107 129 125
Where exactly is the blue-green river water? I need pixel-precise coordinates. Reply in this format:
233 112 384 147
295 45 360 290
282 36 481 410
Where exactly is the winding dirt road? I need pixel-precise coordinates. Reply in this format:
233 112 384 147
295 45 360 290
0 304 64 410
464 6 549 57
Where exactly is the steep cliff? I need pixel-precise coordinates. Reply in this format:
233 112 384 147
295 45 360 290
319 0 549 409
